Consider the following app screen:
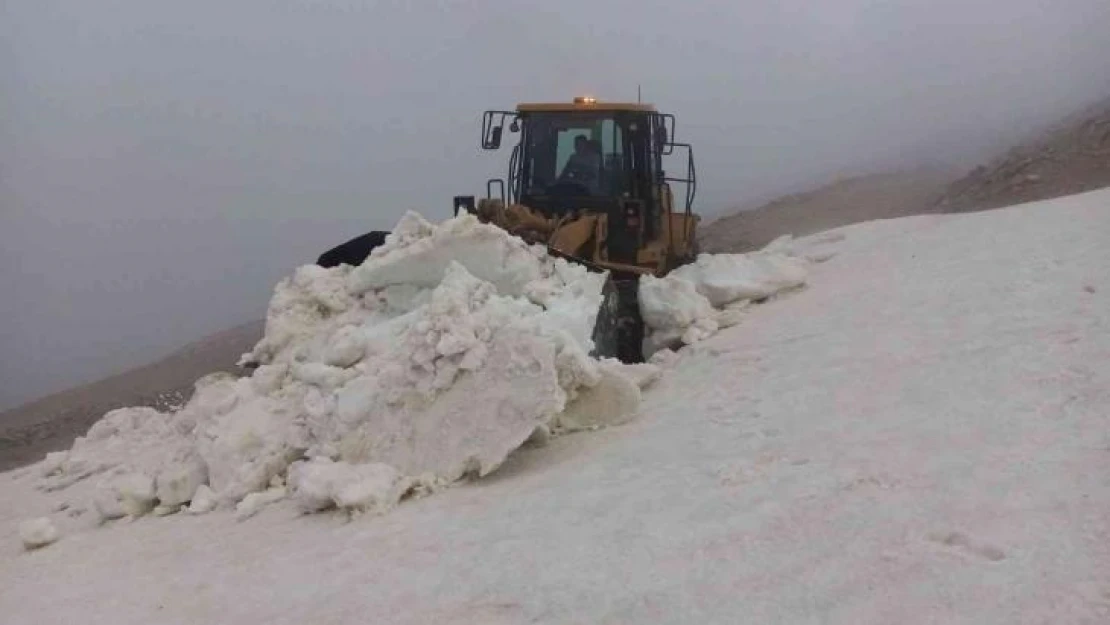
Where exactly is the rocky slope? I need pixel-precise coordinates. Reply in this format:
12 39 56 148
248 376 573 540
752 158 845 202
936 97 1110 212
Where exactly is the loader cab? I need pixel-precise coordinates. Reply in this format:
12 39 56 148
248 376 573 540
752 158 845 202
515 105 639 206
472 99 696 244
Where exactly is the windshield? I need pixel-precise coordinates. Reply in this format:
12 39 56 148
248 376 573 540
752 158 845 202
521 112 625 198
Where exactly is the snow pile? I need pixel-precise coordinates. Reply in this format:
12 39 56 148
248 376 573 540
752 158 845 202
32 211 635 523
26 210 814 528
639 243 810 352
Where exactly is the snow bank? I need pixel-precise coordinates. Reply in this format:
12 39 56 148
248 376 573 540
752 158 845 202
639 244 809 352
27 210 817 528
31 211 627 523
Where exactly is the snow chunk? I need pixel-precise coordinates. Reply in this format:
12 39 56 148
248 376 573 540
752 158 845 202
669 252 807 307
288 459 408 514
554 361 642 432
38 407 183 496
332 306 570 480
639 249 808 351
639 274 718 349
92 472 157 522
193 390 303 505
186 486 217 515
234 486 286 521
155 455 207 507
243 264 358 366
347 212 549 297
19 518 60 550
324 324 366 368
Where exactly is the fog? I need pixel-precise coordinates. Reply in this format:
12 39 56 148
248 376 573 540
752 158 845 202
2 0 1109 410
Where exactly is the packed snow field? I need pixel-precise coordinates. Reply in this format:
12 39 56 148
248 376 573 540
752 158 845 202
2 190 1108 624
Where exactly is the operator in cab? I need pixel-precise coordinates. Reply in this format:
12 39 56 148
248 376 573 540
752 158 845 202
559 134 602 194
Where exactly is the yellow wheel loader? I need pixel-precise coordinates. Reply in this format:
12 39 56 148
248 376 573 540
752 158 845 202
317 97 700 363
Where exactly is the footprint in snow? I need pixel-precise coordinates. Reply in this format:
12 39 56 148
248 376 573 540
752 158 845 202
437 601 526 625
927 530 1007 562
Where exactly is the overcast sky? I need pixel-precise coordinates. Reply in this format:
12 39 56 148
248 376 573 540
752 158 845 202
2 0 1109 410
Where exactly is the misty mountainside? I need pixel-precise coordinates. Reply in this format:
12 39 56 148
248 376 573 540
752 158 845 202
701 93 1110 255
0 320 262 471
937 96 1110 212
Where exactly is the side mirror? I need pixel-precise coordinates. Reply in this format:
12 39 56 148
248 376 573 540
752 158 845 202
482 111 515 150
659 113 676 155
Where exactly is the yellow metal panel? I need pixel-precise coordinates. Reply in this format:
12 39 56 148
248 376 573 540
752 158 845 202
516 102 657 113
667 213 700 258
549 215 599 257
636 246 664 266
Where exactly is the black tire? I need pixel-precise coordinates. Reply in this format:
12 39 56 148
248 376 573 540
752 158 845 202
590 275 645 364
316 230 390 268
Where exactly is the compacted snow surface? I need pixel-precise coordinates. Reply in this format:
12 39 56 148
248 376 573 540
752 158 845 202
3 191 1109 624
